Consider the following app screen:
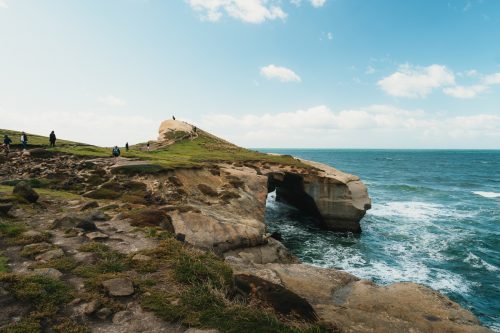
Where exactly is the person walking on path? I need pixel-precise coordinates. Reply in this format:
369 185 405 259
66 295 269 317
112 146 121 163
3 134 12 157
20 132 28 150
49 131 56 147
125 142 129 152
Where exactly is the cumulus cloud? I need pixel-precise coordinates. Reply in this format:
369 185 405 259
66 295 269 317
378 64 455 98
483 72 500 85
186 0 287 23
200 105 500 148
99 95 128 108
260 64 301 82
442 85 489 99
310 0 326 7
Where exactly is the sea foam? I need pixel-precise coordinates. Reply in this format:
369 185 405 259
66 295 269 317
473 191 500 198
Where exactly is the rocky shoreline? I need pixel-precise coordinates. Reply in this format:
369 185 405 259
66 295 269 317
0 124 493 332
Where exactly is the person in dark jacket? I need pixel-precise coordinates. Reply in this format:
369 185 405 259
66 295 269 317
49 131 56 147
112 146 121 163
3 135 12 156
20 132 28 150
125 142 129 152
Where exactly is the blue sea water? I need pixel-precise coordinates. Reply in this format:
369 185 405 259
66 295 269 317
259 149 500 331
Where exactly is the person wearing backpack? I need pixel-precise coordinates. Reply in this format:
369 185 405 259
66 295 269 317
20 132 28 150
3 134 12 157
49 131 57 147
112 146 121 163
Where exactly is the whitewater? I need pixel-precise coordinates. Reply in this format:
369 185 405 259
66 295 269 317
262 149 499 331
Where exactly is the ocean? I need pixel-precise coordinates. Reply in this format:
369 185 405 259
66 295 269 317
259 149 499 331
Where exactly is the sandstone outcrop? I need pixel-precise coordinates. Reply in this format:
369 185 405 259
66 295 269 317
226 257 492 333
267 160 371 233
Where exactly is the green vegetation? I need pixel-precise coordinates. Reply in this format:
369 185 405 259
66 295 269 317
0 128 79 147
74 242 130 278
0 252 8 272
3 127 307 170
0 184 82 201
139 238 327 333
0 273 72 314
0 221 25 238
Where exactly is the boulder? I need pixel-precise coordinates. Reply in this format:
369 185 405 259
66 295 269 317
0 203 13 216
35 248 64 261
13 181 39 203
102 278 134 297
80 201 99 211
32 268 63 280
28 148 56 159
123 208 174 232
235 273 317 322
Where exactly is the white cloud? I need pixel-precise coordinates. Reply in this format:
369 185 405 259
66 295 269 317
186 0 287 23
310 0 326 7
99 95 128 108
0 0 7 8
483 73 500 85
327 32 333 40
200 105 500 148
260 64 301 82
443 85 489 99
378 64 455 98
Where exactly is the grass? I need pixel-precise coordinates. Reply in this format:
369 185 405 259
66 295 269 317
0 252 8 272
0 129 79 147
138 238 328 333
2 127 308 170
0 184 82 201
74 242 130 278
0 273 73 314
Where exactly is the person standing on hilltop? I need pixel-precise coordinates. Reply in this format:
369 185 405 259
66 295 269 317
172 115 176 120
112 146 121 163
49 131 57 147
3 134 12 157
125 142 129 152
20 132 28 150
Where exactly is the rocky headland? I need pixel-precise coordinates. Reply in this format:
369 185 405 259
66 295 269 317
0 123 492 333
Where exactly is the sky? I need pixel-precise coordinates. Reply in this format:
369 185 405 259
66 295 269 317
0 0 499 148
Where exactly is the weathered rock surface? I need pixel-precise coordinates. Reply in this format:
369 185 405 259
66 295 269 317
267 159 371 233
102 278 134 296
226 257 491 333
13 181 39 203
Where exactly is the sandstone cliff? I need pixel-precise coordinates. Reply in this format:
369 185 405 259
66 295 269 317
0 125 492 333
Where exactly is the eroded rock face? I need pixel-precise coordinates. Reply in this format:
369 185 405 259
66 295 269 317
226 257 492 333
267 159 371 233
147 166 269 253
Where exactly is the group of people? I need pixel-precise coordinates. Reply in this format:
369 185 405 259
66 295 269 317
2 131 57 157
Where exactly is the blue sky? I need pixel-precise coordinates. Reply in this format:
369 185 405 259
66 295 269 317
0 0 499 148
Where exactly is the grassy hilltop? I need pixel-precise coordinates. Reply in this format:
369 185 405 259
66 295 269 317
1 128 305 169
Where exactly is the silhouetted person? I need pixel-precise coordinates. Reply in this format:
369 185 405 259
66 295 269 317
172 115 176 120
3 135 12 157
125 142 129 151
193 126 197 133
20 132 28 150
49 131 56 147
112 146 121 163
